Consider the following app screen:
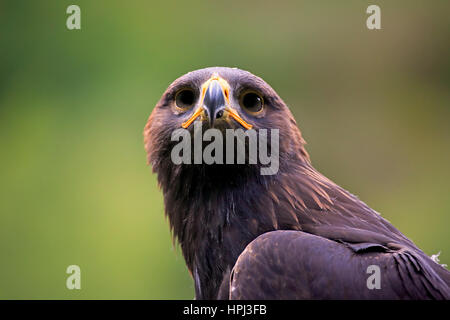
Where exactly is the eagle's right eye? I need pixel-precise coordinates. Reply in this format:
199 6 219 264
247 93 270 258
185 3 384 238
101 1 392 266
175 89 196 109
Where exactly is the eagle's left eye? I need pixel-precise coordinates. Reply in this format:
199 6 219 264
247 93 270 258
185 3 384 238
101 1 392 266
240 91 264 113
175 89 196 109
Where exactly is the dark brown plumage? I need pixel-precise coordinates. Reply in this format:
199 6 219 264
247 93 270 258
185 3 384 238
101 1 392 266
144 67 450 299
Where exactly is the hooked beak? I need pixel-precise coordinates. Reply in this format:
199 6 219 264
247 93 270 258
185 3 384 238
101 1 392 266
203 80 226 127
181 74 253 130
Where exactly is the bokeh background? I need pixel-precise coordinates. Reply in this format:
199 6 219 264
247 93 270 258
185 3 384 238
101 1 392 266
0 0 449 299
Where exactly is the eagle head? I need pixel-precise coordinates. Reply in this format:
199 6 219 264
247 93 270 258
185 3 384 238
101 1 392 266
144 67 309 182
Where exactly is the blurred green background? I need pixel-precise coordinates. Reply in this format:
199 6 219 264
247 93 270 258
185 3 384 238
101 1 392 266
0 0 449 299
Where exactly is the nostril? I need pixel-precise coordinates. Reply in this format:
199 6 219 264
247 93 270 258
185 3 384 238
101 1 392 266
216 110 224 119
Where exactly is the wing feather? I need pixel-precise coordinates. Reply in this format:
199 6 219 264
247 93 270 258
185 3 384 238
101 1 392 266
229 230 450 299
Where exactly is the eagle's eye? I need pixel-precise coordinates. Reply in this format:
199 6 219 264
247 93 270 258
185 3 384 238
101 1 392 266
175 88 196 109
240 91 264 114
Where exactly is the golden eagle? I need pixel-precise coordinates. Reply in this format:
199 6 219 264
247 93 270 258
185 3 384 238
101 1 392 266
144 67 450 299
